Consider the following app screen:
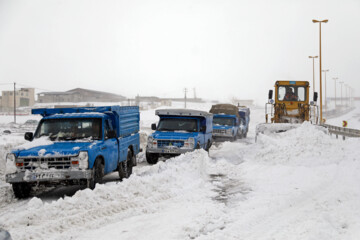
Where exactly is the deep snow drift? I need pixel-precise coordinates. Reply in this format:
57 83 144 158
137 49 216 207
0 102 360 240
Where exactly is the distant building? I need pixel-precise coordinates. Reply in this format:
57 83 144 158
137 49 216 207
0 88 35 111
38 88 126 103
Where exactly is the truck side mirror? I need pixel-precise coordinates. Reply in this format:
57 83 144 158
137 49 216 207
107 130 117 139
313 92 318 102
24 132 33 141
268 90 273 100
200 125 206 132
151 123 156 130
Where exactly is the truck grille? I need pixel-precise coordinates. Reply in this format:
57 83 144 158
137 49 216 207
20 157 72 170
213 129 226 134
157 140 184 148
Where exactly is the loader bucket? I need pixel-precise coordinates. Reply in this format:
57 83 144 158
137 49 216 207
255 123 301 142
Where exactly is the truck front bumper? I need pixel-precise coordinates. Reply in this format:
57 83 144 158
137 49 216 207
5 169 94 183
212 134 234 142
146 147 194 155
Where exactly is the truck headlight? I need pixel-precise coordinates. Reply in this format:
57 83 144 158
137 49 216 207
184 138 195 149
72 151 88 169
147 136 157 148
5 153 18 174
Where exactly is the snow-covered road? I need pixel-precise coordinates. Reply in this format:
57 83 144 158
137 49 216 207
1 102 360 240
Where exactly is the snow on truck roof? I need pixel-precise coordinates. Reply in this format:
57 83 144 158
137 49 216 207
32 106 139 117
43 112 106 119
155 109 212 117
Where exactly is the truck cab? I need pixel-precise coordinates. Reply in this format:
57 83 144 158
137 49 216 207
212 114 239 141
5 106 140 198
146 109 213 164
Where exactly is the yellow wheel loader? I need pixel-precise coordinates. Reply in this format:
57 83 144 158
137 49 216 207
256 81 319 140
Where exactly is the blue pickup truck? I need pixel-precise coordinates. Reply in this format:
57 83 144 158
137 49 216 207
146 109 213 164
210 104 250 141
5 106 140 198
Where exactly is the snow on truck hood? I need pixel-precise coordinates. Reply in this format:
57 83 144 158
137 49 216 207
151 131 199 140
13 138 99 157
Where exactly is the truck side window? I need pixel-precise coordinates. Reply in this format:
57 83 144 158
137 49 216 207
105 120 111 139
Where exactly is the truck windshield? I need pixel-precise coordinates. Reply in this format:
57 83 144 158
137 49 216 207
35 118 102 141
213 117 235 126
157 118 198 132
278 86 306 102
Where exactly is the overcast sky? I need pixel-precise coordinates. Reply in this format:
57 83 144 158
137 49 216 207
0 0 359 103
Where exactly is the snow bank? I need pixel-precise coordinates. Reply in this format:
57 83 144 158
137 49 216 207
0 150 231 240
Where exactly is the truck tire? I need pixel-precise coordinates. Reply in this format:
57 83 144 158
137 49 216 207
196 142 201 149
119 149 133 180
12 183 31 199
243 132 247 138
237 129 243 139
88 158 104 190
146 152 159 165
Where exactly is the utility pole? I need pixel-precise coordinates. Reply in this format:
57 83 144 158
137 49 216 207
14 82 16 124
193 88 197 99
184 88 188 108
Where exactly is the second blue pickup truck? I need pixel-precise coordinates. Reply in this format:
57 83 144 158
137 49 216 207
5 106 140 198
146 109 213 164
210 104 250 141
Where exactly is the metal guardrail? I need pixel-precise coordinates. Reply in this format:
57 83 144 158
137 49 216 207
321 123 360 140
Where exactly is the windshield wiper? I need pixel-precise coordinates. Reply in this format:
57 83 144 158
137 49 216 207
158 128 174 132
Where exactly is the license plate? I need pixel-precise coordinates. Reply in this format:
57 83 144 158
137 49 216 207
30 172 63 180
163 149 178 153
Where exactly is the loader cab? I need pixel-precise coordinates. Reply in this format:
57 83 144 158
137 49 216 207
275 81 309 108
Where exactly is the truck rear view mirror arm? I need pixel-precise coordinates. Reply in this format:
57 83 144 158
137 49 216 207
200 126 206 132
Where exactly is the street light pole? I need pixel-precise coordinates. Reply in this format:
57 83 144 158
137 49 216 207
313 19 328 124
14 82 16 124
333 77 338 109
322 69 329 110
339 81 344 107
309 56 318 94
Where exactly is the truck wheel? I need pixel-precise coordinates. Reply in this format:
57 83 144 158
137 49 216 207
196 142 201 149
243 132 247 138
237 130 243 139
146 152 159 165
88 158 104 190
12 183 31 199
119 149 133 180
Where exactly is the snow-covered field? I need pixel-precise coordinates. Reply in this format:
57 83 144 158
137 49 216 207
1 102 360 239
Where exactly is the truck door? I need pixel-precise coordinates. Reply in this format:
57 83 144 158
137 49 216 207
103 119 119 173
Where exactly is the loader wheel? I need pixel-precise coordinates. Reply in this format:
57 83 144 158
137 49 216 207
146 152 159 165
12 183 31 199
119 149 133 180
88 158 104 190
